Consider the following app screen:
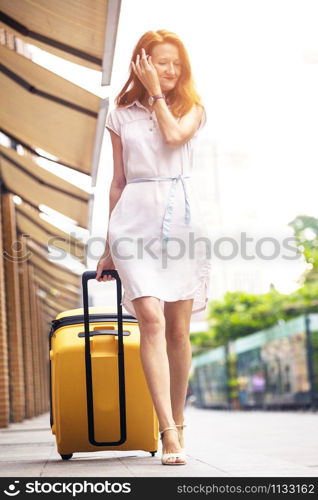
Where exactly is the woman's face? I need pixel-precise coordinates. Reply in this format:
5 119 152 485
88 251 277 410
149 42 182 92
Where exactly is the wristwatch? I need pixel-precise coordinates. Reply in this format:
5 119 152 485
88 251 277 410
148 94 165 106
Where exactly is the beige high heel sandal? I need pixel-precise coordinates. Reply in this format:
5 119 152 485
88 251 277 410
160 426 187 465
175 423 187 453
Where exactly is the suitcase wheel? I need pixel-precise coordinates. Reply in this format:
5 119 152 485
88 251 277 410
150 451 156 457
60 454 73 460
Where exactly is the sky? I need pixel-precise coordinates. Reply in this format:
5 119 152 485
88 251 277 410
21 0 318 323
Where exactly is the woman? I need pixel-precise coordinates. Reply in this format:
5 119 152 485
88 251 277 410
96 30 211 465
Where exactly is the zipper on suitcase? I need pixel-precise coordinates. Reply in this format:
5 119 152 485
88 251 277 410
49 312 137 337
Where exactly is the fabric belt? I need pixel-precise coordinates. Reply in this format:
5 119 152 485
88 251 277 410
126 173 191 249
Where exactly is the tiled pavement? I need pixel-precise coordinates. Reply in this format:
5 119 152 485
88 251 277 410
0 406 317 477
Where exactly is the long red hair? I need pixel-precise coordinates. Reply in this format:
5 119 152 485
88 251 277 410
115 30 203 118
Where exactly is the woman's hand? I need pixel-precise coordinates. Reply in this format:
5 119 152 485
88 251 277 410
96 253 116 282
131 48 162 96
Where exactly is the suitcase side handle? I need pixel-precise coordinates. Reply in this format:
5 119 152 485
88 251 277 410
82 269 127 446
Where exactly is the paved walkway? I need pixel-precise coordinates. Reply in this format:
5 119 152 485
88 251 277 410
0 406 317 477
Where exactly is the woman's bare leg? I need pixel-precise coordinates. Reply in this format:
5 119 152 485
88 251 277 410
164 298 194 447
132 296 183 463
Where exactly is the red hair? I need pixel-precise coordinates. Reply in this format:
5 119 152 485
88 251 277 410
115 30 203 118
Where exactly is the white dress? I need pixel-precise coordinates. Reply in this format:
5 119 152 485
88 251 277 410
105 99 211 319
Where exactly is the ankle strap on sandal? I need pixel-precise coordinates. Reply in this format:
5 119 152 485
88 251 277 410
159 425 178 436
175 423 187 428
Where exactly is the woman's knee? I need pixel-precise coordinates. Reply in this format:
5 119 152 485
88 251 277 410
132 296 165 330
166 326 189 343
165 316 190 342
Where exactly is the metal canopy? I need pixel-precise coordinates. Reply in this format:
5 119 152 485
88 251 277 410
0 0 122 83
0 145 91 228
16 201 86 263
0 43 103 175
28 247 81 289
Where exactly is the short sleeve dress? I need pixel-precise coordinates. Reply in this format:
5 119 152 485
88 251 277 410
105 99 211 319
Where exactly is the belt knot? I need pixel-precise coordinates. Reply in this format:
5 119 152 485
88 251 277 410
126 173 191 249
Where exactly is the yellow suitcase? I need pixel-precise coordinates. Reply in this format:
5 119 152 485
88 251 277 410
49 269 159 460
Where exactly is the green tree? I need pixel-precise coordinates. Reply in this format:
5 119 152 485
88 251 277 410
288 215 318 283
282 280 318 316
208 288 285 344
191 283 318 350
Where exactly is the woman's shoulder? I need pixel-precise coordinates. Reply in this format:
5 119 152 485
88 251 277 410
105 105 127 136
105 102 142 135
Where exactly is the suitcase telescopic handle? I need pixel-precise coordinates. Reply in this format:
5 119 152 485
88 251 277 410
82 270 127 446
